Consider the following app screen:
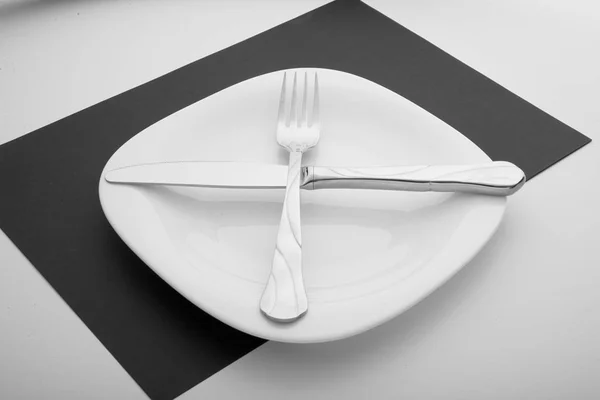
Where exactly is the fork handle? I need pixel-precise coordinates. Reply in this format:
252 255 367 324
260 151 308 322
305 161 525 196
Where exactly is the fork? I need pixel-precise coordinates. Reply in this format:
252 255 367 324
260 71 321 322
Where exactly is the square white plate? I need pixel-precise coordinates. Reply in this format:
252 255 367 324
99 68 506 343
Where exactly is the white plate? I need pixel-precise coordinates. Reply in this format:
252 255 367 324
99 68 506 343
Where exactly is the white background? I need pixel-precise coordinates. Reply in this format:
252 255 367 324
1 0 598 398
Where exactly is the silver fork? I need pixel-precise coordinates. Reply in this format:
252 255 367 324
260 71 321 322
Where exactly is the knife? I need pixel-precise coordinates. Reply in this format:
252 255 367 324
105 160 526 196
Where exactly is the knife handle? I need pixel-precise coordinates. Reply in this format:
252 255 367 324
304 161 525 196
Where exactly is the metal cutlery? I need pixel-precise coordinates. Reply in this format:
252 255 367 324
105 161 525 196
257 71 321 322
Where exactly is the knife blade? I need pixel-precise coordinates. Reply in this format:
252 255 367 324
105 161 291 189
105 161 525 196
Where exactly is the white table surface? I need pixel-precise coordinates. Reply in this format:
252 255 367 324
1 0 598 398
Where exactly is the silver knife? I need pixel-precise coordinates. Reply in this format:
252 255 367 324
105 160 525 196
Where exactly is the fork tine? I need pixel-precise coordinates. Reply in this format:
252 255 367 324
301 71 308 127
277 72 287 127
311 72 320 128
290 72 298 127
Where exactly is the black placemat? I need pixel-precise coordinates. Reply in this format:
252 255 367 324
0 1 590 399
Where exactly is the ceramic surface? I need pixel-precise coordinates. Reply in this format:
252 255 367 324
99 68 506 343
